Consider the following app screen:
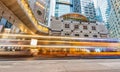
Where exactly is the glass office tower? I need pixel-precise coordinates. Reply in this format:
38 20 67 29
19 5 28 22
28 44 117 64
73 0 81 13
55 0 73 17
98 0 111 28
49 0 82 17
49 0 96 19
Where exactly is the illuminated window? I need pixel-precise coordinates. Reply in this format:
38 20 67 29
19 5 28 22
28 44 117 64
84 34 89 37
100 34 107 38
37 10 42 16
0 18 7 26
74 25 79 29
93 35 97 38
75 34 79 36
5 22 12 28
92 26 96 30
83 26 87 30
0 18 12 28
65 24 69 28
65 33 70 36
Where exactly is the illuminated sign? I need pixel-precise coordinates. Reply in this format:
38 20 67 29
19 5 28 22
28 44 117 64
31 39 38 46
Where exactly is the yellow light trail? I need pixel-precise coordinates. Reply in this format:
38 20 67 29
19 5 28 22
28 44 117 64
0 45 117 49
0 34 119 42
0 39 119 47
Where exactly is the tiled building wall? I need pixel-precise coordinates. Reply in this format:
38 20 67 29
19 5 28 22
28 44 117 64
50 17 108 38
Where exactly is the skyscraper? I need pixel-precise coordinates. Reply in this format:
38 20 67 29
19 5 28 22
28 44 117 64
96 7 103 22
97 0 111 28
49 0 96 20
93 0 103 22
47 0 81 26
54 0 73 17
81 0 96 21
108 0 120 38
72 0 81 13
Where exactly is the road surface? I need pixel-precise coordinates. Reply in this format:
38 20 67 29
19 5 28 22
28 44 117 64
0 57 120 72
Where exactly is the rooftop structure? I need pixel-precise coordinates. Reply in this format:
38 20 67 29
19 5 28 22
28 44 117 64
60 13 88 22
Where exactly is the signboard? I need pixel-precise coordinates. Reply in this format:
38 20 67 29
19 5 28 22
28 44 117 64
30 39 38 46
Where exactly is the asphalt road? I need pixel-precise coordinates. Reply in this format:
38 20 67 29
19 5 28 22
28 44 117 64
0 57 120 72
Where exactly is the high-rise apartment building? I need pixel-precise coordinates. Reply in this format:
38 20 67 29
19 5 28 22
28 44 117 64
81 0 96 21
72 0 81 13
108 0 120 38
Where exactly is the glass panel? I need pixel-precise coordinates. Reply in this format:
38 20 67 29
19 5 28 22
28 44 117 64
0 18 7 26
5 22 12 28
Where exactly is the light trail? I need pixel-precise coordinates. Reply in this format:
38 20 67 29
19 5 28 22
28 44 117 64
0 34 120 42
0 39 120 47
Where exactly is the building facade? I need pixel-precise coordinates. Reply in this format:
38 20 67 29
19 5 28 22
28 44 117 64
49 13 108 38
0 1 22 34
28 0 47 26
108 0 120 38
